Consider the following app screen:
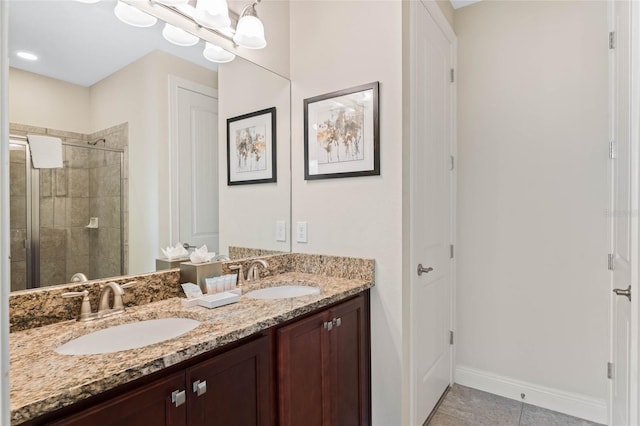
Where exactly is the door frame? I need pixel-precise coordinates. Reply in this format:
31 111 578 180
0 1 10 423
167 76 218 246
632 4 640 424
407 1 457 424
609 0 640 424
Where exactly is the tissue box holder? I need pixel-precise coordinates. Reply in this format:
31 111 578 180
156 257 189 271
180 261 222 292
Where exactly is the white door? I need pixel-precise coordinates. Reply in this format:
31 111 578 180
610 1 638 425
171 79 219 252
409 1 455 424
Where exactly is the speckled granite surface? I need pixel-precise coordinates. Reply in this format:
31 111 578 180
9 253 375 333
228 246 286 260
289 253 375 282
10 272 373 425
9 270 181 332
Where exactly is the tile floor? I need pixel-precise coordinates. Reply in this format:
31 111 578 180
427 384 604 426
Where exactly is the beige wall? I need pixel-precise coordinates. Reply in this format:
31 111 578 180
9 68 90 134
290 1 404 424
90 51 217 274
455 0 609 412
218 57 290 254
436 0 455 27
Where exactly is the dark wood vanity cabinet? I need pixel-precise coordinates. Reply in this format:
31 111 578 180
48 371 187 426
186 336 272 426
277 295 370 426
47 336 271 426
36 292 370 426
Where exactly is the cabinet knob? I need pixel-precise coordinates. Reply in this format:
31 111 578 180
332 317 342 327
192 380 207 397
171 390 186 407
323 321 333 331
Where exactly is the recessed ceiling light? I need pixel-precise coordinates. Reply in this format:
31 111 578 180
16 51 38 61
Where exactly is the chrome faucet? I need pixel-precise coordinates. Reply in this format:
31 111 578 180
98 281 136 317
62 281 136 321
229 259 269 286
246 259 269 281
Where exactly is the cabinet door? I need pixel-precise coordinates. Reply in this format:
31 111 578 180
329 296 369 426
48 371 187 426
277 309 331 426
186 335 272 426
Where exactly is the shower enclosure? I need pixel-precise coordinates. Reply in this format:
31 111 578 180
9 136 124 291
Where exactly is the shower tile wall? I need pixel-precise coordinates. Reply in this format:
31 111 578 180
9 123 128 289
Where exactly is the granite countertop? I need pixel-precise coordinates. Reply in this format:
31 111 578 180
10 272 373 425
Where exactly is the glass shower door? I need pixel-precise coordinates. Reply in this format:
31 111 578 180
9 138 124 290
9 141 31 291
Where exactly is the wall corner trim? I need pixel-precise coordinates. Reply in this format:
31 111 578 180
454 365 607 424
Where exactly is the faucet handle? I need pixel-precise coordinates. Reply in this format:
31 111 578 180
229 265 245 285
62 290 93 320
62 290 89 299
121 281 137 289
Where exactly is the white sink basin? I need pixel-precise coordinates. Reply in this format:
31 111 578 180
55 318 201 355
245 285 320 300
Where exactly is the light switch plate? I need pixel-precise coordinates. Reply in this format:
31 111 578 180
296 221 308 243
276 220 286 242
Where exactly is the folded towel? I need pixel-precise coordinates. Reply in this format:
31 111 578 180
27 134 63 168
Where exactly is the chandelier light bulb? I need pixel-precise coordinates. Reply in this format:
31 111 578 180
233 4 266 49
114 1 158 28
203 42 236 63
194 0 231 30
162 23 199 46
155 0 189 4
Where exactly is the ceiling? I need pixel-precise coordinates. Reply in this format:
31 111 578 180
450 0 481 9
8 0 217 87
9 0 477 87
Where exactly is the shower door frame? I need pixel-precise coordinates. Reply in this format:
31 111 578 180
9 135 125 289
9 139 33 288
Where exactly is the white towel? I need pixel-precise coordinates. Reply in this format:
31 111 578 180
27 134 63 168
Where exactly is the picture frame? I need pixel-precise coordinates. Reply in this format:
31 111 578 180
227 107 277 185
304 82 379 180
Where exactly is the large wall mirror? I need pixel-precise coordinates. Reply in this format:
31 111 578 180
7 0 291 292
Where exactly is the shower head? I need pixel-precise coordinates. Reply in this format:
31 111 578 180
88 138 106 146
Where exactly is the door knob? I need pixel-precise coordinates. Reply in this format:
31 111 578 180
417 264 434 276
613 285 631 302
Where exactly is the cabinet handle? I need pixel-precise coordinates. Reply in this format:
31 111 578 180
192 380 207 397
171 390 186 407
324 321 333 331
332 317 342 327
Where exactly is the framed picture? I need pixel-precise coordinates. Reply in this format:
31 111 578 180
227 107 277 185
304 82 379 180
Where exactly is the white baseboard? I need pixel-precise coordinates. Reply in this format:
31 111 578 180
454 365 607 425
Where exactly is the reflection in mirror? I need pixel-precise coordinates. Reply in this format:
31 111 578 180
7 0 291 292
218 55 291 255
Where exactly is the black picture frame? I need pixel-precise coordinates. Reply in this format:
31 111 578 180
227 107 277 185
304 82 380 180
